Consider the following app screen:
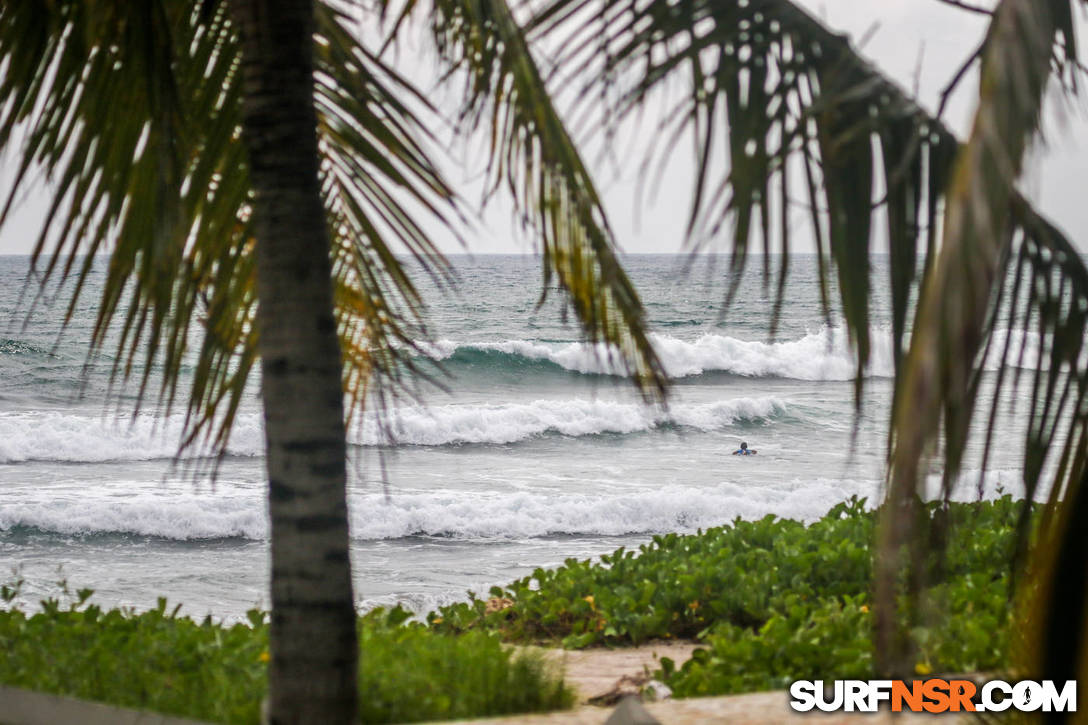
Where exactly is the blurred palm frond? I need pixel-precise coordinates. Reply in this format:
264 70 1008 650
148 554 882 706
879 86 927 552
0 0 461 459
528 0 1088 677
384 0 669 399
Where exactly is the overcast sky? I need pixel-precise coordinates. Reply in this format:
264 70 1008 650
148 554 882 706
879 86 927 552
0 0 1084 256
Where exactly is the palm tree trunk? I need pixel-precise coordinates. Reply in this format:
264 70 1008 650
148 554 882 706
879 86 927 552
232 1 357 722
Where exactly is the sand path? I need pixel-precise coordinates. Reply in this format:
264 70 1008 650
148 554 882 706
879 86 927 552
438 644 962 724
533 641 698 703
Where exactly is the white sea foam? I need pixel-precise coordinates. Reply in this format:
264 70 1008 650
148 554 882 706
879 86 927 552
365 396 785 446
0 469 1032 542
0 484 860 541
0 397 785 462
0 493 267 540
350 468 1035 541
429 325 1055 381
0 410 267 463
429 327 897 380
350 484 858 540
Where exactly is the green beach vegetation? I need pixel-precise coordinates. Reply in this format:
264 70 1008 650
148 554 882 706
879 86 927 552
0 497 1022 722
0 591 572 724
434 496 1020 695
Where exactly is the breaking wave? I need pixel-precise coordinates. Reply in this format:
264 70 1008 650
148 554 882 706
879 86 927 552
366 397 785 446
0 396 785 462
0 469 1031 542
424 328 896 380
427 325 1049 381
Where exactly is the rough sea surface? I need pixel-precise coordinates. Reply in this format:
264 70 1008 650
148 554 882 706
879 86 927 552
0 255 1036 618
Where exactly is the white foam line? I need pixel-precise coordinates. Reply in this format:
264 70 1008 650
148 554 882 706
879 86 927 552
426 327 896 380
428 325 1047 380
0 397 787 462
0 469 1032 542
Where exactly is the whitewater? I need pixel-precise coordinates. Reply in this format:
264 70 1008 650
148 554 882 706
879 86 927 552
0 255 1038 617
423 328 897 380
0 396 788 462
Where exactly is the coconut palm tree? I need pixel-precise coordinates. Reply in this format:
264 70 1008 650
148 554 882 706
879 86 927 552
4 0 1087 719
0 1 665 722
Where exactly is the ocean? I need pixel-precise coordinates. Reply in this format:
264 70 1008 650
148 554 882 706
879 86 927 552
0 254 1035 619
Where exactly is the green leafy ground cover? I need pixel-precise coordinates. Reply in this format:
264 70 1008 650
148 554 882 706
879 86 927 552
431 496 1021 696
0 594 571 724
0 497 1021 717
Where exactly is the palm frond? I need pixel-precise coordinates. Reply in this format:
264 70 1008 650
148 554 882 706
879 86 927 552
530 0 1086 484
528 0 1087 676
0 0 193 409
878 0 1083 672
1020 461 1088 704
531 0 966 407
0 1 461 460
389 0 668 400
887 0 1081 500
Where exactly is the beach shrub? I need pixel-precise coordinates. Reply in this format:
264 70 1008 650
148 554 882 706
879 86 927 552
432 496 879 645
661 594 875 696
0 595 572 724
359 607 573 723
0 595 267 724
662 574 1012 696
431 496 1022 695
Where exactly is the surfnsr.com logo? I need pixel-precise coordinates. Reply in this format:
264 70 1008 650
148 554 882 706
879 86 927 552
789 679 1077 713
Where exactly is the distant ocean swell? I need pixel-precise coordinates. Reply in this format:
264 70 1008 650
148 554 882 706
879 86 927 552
368 397 785 446
0 397 785 463
424 328 896 381
0 327 1045 381
0 470 1030 542
424 326 1044 381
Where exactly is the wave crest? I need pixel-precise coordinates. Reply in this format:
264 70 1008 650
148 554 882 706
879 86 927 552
0 411 266 463
0 396 784 462
0 469 1030 542
367 397 785 446
426 325 1050 381
426 328 895 381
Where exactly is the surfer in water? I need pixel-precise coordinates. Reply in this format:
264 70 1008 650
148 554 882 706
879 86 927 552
732 441 757 455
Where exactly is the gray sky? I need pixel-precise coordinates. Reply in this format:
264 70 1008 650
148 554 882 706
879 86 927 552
1 0 1085 256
